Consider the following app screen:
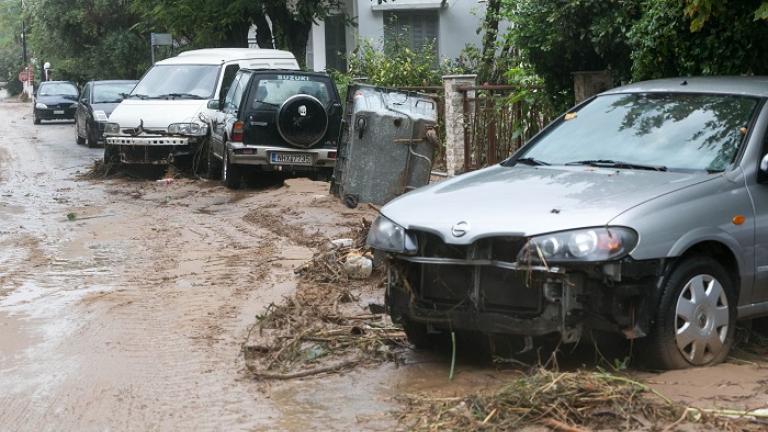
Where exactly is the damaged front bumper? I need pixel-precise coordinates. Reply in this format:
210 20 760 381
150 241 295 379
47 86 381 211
105 135 198 164
385 240 664 344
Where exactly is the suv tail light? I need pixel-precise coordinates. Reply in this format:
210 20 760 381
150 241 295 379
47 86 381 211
231 121 244 142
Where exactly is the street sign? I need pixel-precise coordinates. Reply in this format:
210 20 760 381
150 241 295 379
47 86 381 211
151 33 172 46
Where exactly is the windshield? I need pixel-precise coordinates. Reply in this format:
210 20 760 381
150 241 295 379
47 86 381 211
38 82 78 97
93 82 136 104
251 75 332 108
131 64 219 99
516 93 759 172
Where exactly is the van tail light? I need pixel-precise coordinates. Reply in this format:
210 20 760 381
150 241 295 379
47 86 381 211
231 121 244 142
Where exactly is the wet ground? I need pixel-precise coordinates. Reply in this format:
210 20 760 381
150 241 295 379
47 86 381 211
2 98 768 431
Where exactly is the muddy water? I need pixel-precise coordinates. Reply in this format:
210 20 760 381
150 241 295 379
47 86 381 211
3 99 768 431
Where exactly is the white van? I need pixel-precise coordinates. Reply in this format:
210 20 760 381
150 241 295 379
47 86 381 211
103 48 299 169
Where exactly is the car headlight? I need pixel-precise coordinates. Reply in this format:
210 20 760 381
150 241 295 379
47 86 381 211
168 122 208 136
35 103 47 109
93 110 108 122
366 215 417 254
517 227 638 263
103 122 120 135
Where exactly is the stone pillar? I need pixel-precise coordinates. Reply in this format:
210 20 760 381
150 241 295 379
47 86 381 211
443 74 477 176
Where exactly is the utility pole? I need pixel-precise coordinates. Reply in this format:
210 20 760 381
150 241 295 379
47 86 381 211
20 0 27 64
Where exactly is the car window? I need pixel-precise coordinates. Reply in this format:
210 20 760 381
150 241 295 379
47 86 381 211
223 72 248 113
93 82 136 104
131 64 220 99
38 82 78 97
219 64 241 102
517 93 759 172
250 74 331 109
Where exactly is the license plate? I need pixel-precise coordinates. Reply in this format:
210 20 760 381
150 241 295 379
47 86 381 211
53 110 64 114
269 152 313 166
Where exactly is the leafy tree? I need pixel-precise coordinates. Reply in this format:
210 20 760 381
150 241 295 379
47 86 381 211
684 0 768 30
132 0 348 69
0 0 23 84
629 0 768 80
26 0 148 83
501 0 641 110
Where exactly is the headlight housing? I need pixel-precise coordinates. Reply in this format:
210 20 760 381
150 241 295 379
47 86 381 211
168 122 207 136
35 103 47 109
93 110 109 122
517 227 638 264
103 122 120 135
366 215 417 254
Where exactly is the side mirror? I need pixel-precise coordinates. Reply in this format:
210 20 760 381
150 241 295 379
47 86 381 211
207 99 221 110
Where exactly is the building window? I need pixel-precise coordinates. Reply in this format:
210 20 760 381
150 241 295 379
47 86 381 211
383 10 439 57
325 14 347 72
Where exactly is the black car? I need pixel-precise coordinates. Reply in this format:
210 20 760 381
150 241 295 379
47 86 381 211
33 81 79 124
75 80 137 147
208 69 342 188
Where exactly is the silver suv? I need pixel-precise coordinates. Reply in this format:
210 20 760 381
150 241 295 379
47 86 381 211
368 77 768 369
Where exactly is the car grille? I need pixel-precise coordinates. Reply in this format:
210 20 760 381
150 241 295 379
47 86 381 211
408 231 541 313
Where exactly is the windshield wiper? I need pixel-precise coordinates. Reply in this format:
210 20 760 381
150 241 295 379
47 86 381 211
154 93 205 100
127 93 150 100
514 157 550 166
565 159 667 172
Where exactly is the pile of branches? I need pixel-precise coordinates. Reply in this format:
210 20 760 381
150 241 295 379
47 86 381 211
398 368 762 431
294 217 373 284
243 282 406 380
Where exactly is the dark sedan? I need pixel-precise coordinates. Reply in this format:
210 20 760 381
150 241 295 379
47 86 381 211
33 81 79 124
75 80 137 147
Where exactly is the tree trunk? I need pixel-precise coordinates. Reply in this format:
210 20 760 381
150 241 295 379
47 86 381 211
265 4 311 69
253 12 274 49
478 0 502 83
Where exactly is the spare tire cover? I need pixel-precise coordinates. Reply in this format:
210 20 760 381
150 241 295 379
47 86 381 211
276 94 328 148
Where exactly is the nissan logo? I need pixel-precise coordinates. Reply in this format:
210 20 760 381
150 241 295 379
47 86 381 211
451 221 470 238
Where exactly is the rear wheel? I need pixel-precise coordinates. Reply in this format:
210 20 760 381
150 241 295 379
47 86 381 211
641 257 736 369
222 146 240 189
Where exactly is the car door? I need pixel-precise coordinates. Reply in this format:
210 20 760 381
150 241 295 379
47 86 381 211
212 71 249 158
76 83 91 136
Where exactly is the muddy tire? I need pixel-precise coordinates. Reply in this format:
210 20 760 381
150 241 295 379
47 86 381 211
222 147 240 189
33 114 41 125
641 257 736 370
76 128 85 145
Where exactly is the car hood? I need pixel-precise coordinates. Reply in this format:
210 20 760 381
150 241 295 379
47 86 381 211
91 102 120 117
381 165 715 244
36 95 77 106
108 99 206 129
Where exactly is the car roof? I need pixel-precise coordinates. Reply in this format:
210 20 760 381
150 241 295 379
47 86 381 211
240 68 330 77
39 80 75 85
603 76 768 98
160 48 297 65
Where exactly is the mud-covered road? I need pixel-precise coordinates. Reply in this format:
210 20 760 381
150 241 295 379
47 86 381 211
2 98 768 431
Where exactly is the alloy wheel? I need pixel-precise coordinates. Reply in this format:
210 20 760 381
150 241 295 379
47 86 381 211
674 274 729 365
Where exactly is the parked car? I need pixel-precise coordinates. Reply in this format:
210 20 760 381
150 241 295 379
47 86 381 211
208 69 342 188
33 81 79 124
103 48 299 167
75 80 138 147
368 76 768 369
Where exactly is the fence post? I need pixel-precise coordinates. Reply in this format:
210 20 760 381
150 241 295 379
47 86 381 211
443 74 477 176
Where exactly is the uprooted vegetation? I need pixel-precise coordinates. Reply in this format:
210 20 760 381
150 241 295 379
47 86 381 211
243 218 407 379
397 368 765 431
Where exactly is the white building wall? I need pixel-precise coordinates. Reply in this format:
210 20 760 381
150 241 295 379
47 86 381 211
308 0 493 71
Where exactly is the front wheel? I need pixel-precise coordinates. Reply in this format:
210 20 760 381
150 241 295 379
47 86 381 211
76 124 85 144
641 257 736 369
33 113 41 125
85 123 98 148
222 146 240 189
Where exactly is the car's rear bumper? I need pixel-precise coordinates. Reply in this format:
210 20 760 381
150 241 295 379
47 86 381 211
105 135 193 164
226 142 336 169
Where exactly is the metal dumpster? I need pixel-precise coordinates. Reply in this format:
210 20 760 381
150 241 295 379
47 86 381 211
330 84 438 208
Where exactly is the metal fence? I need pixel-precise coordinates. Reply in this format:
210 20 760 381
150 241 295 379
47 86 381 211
458 84 553 171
